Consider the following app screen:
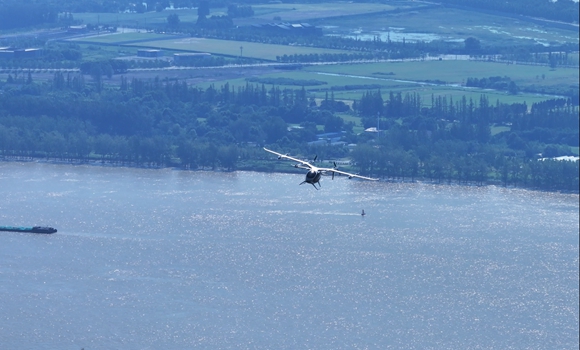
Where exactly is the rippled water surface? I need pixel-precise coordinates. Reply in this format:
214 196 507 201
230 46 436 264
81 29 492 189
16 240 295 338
0 162 578 349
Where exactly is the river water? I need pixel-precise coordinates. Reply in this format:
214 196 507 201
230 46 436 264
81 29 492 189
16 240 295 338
0 162 578 349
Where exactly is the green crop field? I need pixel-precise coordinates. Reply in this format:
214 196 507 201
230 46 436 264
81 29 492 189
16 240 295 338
327 84 555 107
125 37 353 60
305 60 577 105
303 60 579 88
73 32 354 60
305 60 580 86
76 43 142 60
190 70 400 92
190 66 559 107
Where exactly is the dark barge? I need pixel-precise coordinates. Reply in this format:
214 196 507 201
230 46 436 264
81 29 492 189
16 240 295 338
0 226 57 234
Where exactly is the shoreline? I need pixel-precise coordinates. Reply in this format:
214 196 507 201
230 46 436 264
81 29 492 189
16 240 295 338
2 155 578 195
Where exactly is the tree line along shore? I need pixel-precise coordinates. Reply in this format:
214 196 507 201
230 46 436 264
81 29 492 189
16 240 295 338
0 74 577 193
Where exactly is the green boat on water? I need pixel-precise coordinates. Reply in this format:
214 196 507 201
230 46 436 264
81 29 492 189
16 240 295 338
0 226 57 234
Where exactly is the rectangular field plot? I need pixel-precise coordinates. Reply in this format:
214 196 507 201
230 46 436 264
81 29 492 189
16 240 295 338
304 60 580 89
71 32 173 44
125 38 353 60
190 68 558 107
244 2 400 22
191 70 406 91
326 84 555 107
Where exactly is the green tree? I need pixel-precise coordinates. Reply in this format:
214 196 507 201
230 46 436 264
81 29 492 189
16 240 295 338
197 0 209 19
464 37 481 54
324 114 344 133
167 13 180 27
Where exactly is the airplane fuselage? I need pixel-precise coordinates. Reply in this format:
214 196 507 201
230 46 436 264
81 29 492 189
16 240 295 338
305 169 322 185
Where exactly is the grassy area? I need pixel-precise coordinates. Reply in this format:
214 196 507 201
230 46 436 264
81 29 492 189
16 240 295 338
77 43 141 60
150 58 577 99
190 62 568 107
191 70 393 93
72 31 173 44
336 112 365 134
491 125 511 136
304 60 579 89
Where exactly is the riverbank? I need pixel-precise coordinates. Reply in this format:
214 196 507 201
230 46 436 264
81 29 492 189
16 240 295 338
2 155 578 195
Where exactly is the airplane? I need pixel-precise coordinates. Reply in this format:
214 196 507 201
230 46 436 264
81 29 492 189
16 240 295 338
264 147 378 189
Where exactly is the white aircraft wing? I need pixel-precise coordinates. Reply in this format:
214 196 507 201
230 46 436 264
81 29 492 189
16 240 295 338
319 167 379 181
263 148 314 168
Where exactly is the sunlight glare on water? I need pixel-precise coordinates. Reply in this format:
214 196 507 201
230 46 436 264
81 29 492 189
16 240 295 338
0 162 578 349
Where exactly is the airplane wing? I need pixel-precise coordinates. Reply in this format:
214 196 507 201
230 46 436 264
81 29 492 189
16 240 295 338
264 148 313 168
319 167 379 181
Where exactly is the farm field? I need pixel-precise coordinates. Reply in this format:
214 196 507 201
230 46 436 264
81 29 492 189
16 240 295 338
312 5 579 46
191 69 400 92
190 66 558 107
125 37 354 60
66 2 577 112
304 60 580 89
74 33 578 93
77 32 577 92
72 31 175 44
68 31 575 108
73 32 354 60
234 2 408 25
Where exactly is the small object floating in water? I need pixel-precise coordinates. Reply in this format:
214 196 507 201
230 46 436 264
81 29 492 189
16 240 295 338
0 225 57 234
361 209 366 216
